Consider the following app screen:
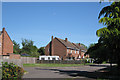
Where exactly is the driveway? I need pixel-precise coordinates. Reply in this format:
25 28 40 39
23 64 111 79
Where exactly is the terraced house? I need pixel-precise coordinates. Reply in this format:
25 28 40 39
45 36 88 60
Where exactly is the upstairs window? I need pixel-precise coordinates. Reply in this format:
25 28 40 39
75 50 76 54
77 51 79 54
67 49 69 53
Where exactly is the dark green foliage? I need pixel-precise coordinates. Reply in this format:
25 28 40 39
88 43 96 49
2 62 24 79
80 43 87 49
13 40 21 54
13 39 42 57
21 39 40 57
38 47 45 55
77 43 87 49
87 2 120 67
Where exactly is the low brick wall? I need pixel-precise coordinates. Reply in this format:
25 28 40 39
36 60 85 64
9 54 21 59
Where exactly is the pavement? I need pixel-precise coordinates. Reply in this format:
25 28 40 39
23 64 112 79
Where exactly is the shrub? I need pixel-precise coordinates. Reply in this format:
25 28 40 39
2 62 24 79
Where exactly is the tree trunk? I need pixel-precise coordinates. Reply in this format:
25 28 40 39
117 53 120 69
110 62 112 67
117 60 120 69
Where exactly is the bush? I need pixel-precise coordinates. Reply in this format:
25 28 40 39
2 62 24 79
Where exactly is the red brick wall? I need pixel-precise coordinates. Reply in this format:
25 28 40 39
45 38 67 60
45 43 50 56
2 28 13 55
52 38 67 60
0 35 2 55
9 54 21 59
81 52 85 58
45 38 82 60
67 49 79 59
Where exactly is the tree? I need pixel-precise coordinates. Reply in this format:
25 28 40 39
97 2 120 67
87 2 120 67
88 43 96 49
38 47 45 55
13 40 21 54
79 43 87 49
21 39 40 57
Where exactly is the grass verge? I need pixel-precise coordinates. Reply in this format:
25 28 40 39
23 63 93 67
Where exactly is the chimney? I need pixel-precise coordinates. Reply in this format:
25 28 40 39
2 27 5 32
65 38 68 42
79 43 80 46
51 36 53 41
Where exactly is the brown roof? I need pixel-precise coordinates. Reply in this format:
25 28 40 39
0 31 2 35
72 43 87 52
55 37 79 50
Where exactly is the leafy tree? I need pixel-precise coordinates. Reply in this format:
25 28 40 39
97 2 120 67
87 2 120 67
21 39 40 57
88 43 96 49
79 43 87 49
38 47 45 55
13 40 21 54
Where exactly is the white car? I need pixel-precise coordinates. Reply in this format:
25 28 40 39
39 56 59 60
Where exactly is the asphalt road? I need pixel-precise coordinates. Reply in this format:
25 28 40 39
23 64 111 79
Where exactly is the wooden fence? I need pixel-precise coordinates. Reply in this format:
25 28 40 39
0 56 37 67
21 57 37 64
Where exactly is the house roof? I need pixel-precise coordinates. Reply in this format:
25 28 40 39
21 53 30 56
72 43 87 52
0 31 2 35
55 37 79 50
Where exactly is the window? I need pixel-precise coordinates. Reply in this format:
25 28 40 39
77 51 79 54
52 58 56 60
0 43 1 47
48 57 50 60
67 49 69 53
75 50 76 54
48 48 49 52
41 58 45 60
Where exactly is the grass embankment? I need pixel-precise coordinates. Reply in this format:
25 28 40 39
23 63 93 67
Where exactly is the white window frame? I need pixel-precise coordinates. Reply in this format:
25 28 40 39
48 48 49 52
67 49 69 53
71 50 72 53
77 51 79 54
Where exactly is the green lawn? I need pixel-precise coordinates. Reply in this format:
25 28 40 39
23 63 93 67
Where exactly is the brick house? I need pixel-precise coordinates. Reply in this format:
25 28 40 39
45 36 87 60
0 28 20 59
0 28 13 55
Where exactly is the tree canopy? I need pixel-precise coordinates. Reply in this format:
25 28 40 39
87 2 120 67
13 40 21 54
21 39 40 57
13 39 45 57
